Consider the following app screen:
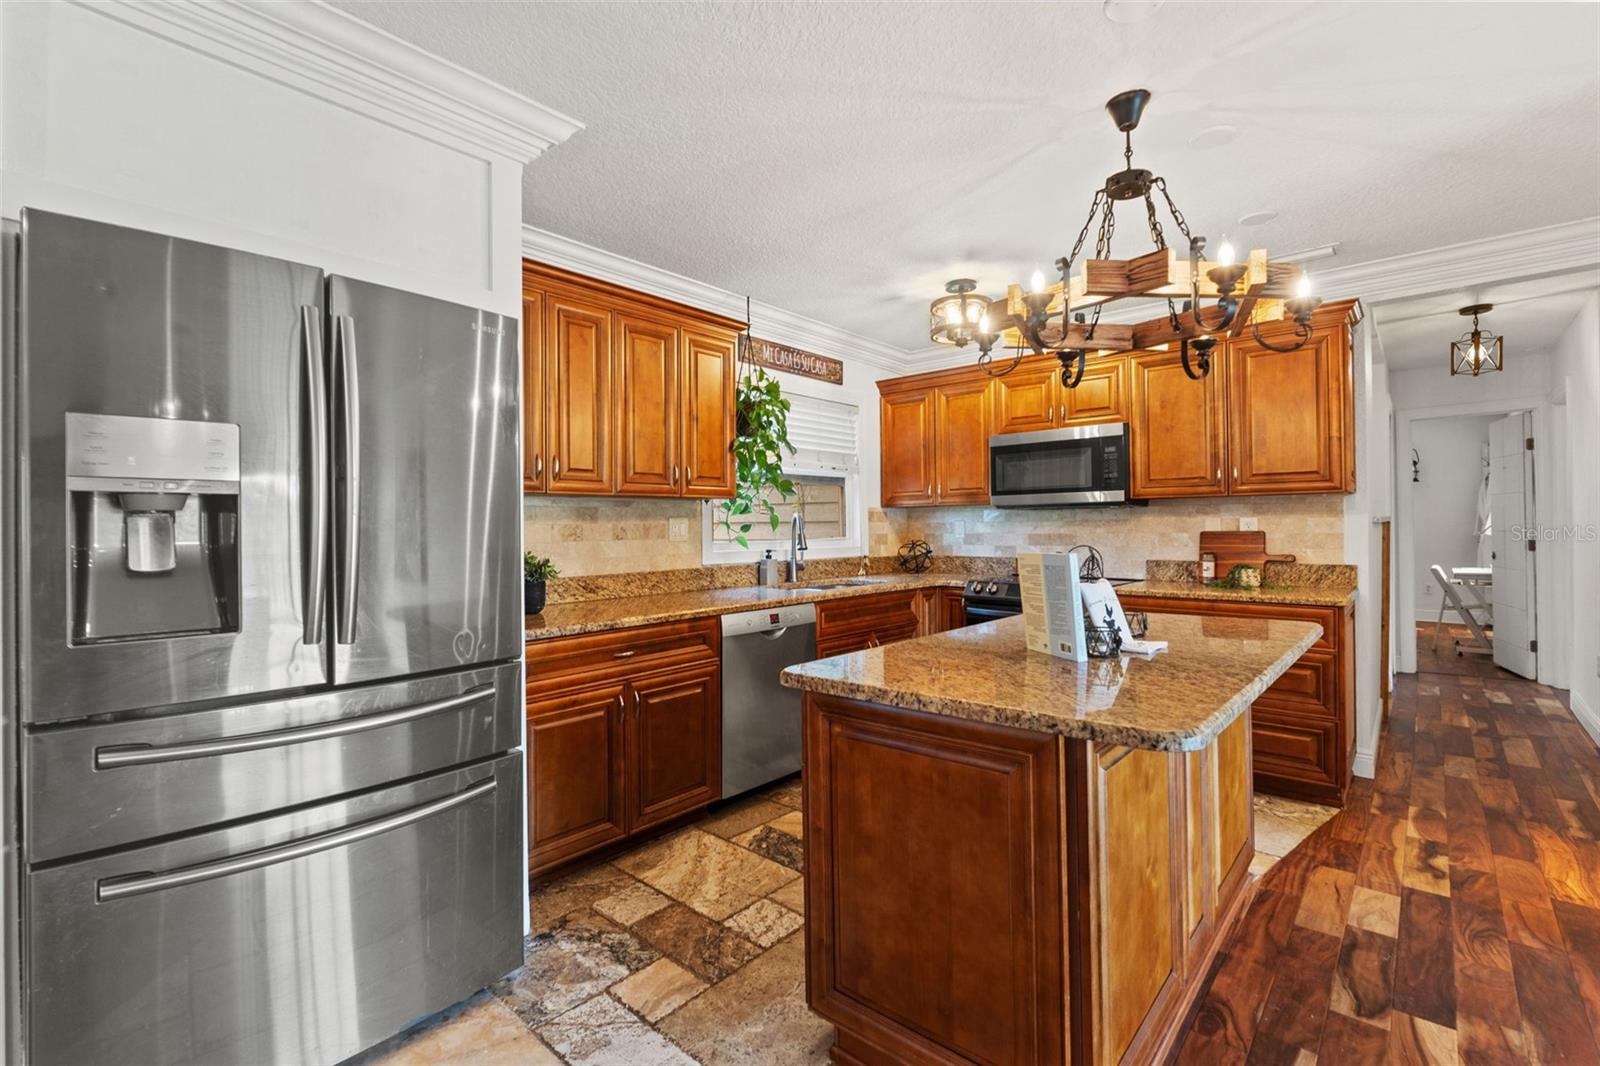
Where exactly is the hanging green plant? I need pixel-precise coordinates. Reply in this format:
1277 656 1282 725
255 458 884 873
716 333 796 548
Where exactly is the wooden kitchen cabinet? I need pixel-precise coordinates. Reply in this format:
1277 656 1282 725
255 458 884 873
526 617 722 875
879 387 935 506
1119 594 1355 806
544 291 615 494
522 292 545 492
933 378 991 503
526 682 628 873
615 311 680 496
523 261 742 500
991 357 1060 434
1063 354 1128 426
1226 322 1353 495
815 589 922 657
1128 347 1228 499
627 662 720 833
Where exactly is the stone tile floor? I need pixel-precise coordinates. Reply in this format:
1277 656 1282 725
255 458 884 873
356 776 1336 1065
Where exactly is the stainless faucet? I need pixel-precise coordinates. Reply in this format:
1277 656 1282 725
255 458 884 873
787 511 808 582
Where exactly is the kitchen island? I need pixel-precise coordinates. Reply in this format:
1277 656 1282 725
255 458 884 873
781 612 1322 1066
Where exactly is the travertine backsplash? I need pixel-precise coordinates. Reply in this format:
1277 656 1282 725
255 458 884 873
524 497 705 576
878 495 1345 579
528 494 1346 580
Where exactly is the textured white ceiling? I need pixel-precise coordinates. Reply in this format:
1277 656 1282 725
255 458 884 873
334 1 1600 351
1374 276 1597 370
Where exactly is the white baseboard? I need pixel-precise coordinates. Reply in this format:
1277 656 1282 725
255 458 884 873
1572 691 1600 749
1351 748 1377 779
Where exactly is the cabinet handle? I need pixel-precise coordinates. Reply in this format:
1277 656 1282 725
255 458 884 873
612 650 637 659
686 465 692 482
1233 467 1239 481
1216 467 1222 481
615 694 624 711
534 455 543 479
1058 404 1065 422
672 464 679 485
936 482 942 497
926 483 932 498
553 456 560 478
634 691 642 718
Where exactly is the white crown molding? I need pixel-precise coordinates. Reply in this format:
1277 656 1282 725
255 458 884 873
1317 217 1600 306
521 225 908 373
80 0 583 162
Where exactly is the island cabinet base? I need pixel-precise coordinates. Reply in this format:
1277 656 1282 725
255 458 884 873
802 693 1256 1066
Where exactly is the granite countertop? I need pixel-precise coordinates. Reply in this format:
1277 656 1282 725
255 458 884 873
780 613 1322 752
1118 579 1356 608
525 573 965 642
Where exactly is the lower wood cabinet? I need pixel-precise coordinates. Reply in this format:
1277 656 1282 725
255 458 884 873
526 617 721 876
814 590 922 657
1119 594 1355 806
802 693 1254 1066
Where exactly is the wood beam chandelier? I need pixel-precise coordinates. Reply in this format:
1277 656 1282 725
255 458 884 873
927 89 1323 386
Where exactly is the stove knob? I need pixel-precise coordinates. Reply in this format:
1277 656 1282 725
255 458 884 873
985 582 999 594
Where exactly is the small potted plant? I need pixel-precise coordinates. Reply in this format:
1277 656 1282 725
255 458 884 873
524 552 558 615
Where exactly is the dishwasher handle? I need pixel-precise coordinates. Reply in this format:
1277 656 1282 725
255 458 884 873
757 627 792 641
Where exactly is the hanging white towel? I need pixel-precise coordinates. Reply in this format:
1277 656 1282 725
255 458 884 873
1475 441 1493 568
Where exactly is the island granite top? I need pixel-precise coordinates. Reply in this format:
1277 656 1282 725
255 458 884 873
780 612 1323 752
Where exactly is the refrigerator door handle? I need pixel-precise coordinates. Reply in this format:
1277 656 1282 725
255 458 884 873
95 776 497 902
93 683 497 769
301 306 330 646
334 314 362 646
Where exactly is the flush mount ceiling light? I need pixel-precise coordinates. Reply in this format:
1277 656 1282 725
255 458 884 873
927 89 1322 386
1237 210 1278 227
927 278 997 351
1450 303 1504 376
1102 0 1166 23
1188 124 1239 150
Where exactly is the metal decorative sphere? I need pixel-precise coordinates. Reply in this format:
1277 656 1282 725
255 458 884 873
897 540 934 574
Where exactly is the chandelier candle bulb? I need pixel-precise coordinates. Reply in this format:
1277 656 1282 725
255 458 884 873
1217 240 1236 267
1296 274 1312 299
1030 268 1047 293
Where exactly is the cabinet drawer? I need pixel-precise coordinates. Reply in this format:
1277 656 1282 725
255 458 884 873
1119 597 1338 654
815 591 921 640
526 617 717 692
1251 710 1337 791
816 619 919 660
1256 647 1337 717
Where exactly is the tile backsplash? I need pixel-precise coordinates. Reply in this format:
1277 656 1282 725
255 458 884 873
878 495 1345 579
523 496 705 576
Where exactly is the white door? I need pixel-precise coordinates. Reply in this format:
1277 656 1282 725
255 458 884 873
1489 413 1537 678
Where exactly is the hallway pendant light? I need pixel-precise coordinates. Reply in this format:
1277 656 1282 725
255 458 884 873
923 89 1324 386
1450 304 1503 376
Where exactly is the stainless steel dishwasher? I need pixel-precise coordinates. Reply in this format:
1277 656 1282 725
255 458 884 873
721 602 817 798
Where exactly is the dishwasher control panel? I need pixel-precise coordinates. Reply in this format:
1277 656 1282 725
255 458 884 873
721 602 817 637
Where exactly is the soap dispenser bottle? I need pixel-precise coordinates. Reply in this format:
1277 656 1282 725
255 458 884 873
759 549 782 586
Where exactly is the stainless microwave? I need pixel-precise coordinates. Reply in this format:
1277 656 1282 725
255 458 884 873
988 422 1135 507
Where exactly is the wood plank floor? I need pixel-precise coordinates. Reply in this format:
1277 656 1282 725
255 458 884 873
1171 660 1600 1063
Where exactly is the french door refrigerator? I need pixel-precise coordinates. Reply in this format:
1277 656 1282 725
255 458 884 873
5 210 525 1065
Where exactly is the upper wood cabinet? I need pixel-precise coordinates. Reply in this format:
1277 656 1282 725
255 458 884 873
523 261 742 499
878 372 993 507
522 292 545 493
1226 323 1352 495
680 328 737 498
880 387 935 506
990 353 1128 434
1128 348 1228 499
545 292 614 494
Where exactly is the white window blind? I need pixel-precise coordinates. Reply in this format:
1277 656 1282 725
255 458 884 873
785 394 859 471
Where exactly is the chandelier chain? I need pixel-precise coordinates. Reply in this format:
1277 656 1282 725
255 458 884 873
1153 178 1193 242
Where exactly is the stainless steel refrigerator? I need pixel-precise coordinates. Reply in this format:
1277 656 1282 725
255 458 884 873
1 210 525 1065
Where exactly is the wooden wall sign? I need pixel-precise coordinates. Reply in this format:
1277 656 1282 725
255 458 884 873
745 336 844 385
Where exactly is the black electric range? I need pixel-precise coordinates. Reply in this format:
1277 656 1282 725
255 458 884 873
960 573 1140 625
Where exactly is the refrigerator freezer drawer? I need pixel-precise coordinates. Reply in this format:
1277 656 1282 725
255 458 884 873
26 662 521 861
26 754 524 1066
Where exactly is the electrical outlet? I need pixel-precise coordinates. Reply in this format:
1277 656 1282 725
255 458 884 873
1239 516 1259 531
669 517 689 542
1424 582 1435 596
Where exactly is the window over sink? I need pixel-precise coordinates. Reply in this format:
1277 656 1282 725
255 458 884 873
704 392 863 563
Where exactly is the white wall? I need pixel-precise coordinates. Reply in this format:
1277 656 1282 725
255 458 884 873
1553 293 1600 741
1407 415 1497 618
1346 313 1386 778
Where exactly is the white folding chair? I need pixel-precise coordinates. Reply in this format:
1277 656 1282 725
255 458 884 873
1430 563 1492 655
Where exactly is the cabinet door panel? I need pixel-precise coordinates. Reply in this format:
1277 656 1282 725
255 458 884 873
935 378 991 504
1129 349 1226 498
1251 708 1338 794
1227 328 1348 494
615 313 679 496
681 327 736 498
991 360 1059 434
522 292 545 493
628 664 721 831
546 294 614 494
528 683 627 874
1062 355 1128 426
880 389 935 506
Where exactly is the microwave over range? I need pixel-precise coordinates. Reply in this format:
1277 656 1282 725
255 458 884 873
987 422 1139 507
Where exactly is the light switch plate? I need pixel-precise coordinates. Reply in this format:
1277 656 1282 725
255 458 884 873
669 517 689 542
1239 516 1259 531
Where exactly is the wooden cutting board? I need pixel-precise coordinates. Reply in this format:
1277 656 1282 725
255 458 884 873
1198 530 1296 577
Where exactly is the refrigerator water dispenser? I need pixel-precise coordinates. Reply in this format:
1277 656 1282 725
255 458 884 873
66 413 242 642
